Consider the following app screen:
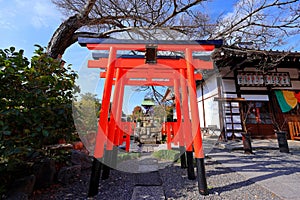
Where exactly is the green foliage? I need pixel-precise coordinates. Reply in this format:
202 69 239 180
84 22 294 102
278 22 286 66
151 149 180 162
73 92 101 133
117 152 140 163
0 45 79 194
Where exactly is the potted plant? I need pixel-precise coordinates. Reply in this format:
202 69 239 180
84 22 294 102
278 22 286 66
241 102 254 154
271 114 289 153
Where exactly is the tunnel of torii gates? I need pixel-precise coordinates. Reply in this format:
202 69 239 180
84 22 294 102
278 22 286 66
78 37 223 197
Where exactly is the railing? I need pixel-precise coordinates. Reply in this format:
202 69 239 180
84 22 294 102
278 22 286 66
288 121 300 140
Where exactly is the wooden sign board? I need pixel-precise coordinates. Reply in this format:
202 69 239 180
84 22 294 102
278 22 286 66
237 72 291 87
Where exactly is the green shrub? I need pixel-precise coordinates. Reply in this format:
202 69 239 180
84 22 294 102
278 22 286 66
0 45 79 194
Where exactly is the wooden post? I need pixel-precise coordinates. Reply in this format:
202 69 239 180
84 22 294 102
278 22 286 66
179 68 195 179
174 78 187 168
185 48 208 195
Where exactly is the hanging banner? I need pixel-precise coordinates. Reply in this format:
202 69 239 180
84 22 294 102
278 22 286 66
282 90 297 109
237 72 291 87
294 92 300 103
275 90 292 113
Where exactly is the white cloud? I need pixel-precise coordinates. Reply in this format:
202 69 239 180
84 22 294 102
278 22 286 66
13 0 27 7
0 3 18 30
0 0 64 58
6 0 62 29
0 20 15 30
31 1 61 28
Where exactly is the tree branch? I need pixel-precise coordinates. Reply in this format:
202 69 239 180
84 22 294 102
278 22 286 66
154 0 204 27
213 0 300 39
79 0 97 18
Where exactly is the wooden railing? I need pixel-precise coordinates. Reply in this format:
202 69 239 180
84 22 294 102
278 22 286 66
288 121 300 140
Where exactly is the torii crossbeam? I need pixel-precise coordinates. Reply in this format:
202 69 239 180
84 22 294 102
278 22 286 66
78 37 222 197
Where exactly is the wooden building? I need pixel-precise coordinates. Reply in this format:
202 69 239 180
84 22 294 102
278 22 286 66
198 46 300 140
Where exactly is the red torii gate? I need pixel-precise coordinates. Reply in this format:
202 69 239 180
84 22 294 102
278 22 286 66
78 38 222 197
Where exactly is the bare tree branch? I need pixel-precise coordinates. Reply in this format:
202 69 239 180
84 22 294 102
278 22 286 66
210 0 300 48
48 0 300 58
48 0 99 58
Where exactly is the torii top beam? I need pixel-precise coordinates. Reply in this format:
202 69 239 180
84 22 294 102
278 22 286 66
78 37 223 71
78 38 223 51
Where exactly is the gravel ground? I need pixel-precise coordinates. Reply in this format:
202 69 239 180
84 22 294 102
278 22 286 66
160 157 281 200
30 148 283 200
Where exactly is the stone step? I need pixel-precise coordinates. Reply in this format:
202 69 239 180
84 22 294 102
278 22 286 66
131 186 165 200
138 157 158 165
131 157 165 200
134 171 162 186
138 164 158 172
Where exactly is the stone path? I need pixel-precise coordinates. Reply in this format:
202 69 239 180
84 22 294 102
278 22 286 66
129 137 220 200
129 145 165 200
28 137 299 200
212 139 300 200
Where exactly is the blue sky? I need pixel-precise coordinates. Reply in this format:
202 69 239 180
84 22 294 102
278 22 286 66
1 0 298 114
0 0 236 70
0 0 89 69
0 0 237 114
0 0 61 56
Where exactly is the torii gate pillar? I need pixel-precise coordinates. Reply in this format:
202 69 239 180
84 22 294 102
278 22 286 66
78 37 223 197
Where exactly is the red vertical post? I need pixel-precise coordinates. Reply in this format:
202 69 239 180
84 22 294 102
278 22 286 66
107 111 115 150
174 78 183 145
94 47 117 158
180 68 195 179
174 77 187 168
179 69 193 151
102 68 123 176
185 48 204 159
166 122 172 150
115 74 125 146
89 47 116 194
185 48 208 195
125 122 131 152
107 68 122 150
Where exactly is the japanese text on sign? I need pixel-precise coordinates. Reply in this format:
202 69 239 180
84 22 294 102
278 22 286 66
237 72 291 87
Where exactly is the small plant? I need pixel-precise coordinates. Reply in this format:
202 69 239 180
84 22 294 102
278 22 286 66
270 113 287 132
241 102 253 134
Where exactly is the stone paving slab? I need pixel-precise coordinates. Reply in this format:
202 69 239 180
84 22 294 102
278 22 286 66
218 139 300 151
121 139 300 199
134 171 162 186
209 148 300 200
131 150 165 199
138 164 159 172
131 186 165 200
138 157 158 165
203 136 219 154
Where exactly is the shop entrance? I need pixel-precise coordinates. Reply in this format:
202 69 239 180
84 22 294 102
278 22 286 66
244 101 275 139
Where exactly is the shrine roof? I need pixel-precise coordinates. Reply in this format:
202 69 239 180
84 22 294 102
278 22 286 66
212 45 300 70
78 37 223 48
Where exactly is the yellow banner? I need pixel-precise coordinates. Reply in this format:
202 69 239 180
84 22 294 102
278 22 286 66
282 90 297 109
